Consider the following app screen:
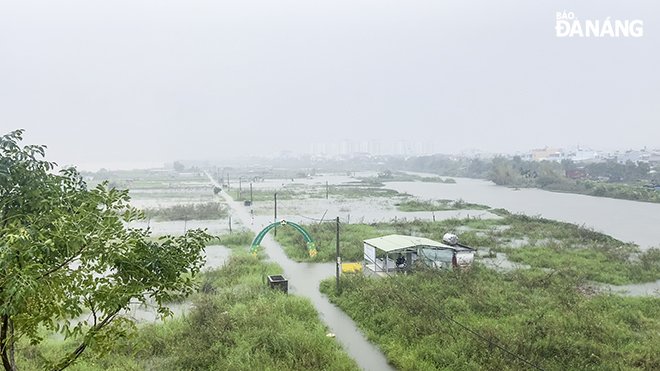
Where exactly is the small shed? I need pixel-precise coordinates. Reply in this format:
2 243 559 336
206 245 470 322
363 234 475 276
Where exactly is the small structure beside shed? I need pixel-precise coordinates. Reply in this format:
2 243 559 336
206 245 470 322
362 234 475 276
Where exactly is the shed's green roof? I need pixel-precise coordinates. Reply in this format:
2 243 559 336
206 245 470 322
363 234 451 252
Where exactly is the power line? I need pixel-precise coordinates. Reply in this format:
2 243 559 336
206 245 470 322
294 214 335 223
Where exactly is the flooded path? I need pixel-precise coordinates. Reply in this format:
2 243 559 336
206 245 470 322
207 173 394 371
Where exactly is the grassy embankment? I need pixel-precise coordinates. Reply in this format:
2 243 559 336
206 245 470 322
565 180 660 203
18 234 358 371
320 267 660 370
275 212 660 285
357 172 457 185
395 199 490 212
506 179 660 204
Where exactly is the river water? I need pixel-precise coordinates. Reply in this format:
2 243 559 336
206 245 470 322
388 177 660 251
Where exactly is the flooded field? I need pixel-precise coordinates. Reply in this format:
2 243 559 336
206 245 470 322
67 167 659 370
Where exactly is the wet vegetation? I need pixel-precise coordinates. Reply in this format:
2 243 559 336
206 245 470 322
18 251 357 371
328 185 403 199
275 215 660 285
207 230 255 248
143 202 228 221
233 188 294 202
321 267 660 370
387 154 660 203
359 171 457 184
396 198 490 212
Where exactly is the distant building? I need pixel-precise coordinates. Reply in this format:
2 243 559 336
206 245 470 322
567 148 600 163
530 147 564 161
614 149 651 164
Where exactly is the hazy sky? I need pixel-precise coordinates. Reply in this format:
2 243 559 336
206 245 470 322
1 0 658 169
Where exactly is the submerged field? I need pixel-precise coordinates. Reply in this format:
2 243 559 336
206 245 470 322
86 168 234 236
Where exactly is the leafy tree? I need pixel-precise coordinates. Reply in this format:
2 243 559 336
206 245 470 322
173 161 185 172
0 130 210 370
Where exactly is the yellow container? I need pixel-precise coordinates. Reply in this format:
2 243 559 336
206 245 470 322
341 262 362 273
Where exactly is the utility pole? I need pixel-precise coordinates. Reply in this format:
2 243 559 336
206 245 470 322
336 216 340 294
274 192 278 237
250 182 253 204
239 178 242 199
326 181 329 199
228 215 232 234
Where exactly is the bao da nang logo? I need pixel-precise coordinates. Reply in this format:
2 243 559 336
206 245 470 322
556 11 644 38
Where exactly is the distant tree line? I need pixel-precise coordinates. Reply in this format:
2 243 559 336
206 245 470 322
386 154 660 202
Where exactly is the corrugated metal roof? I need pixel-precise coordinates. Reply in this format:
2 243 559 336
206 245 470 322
363 234 454 252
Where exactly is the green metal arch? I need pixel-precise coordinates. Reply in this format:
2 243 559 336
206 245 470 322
251 220 317 257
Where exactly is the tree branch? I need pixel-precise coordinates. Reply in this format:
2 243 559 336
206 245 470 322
37 244 86 281
51 307 122 371
0 315 16 371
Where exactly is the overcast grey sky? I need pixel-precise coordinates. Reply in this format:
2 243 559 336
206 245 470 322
1 0 658 169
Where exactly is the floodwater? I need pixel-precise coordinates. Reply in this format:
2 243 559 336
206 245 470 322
388 176 660 251
124 245 232 323
603 279 660 297
233 172 500 225
208 173 395 371
477 251 532 272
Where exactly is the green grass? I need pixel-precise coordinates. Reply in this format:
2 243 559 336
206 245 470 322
321 267 660 371
18 251 358 370
207 231 255 249
275 223 384 262
327 186 404 199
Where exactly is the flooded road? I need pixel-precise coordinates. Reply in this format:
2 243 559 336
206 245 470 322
208 173 394 371
388 177 660 250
